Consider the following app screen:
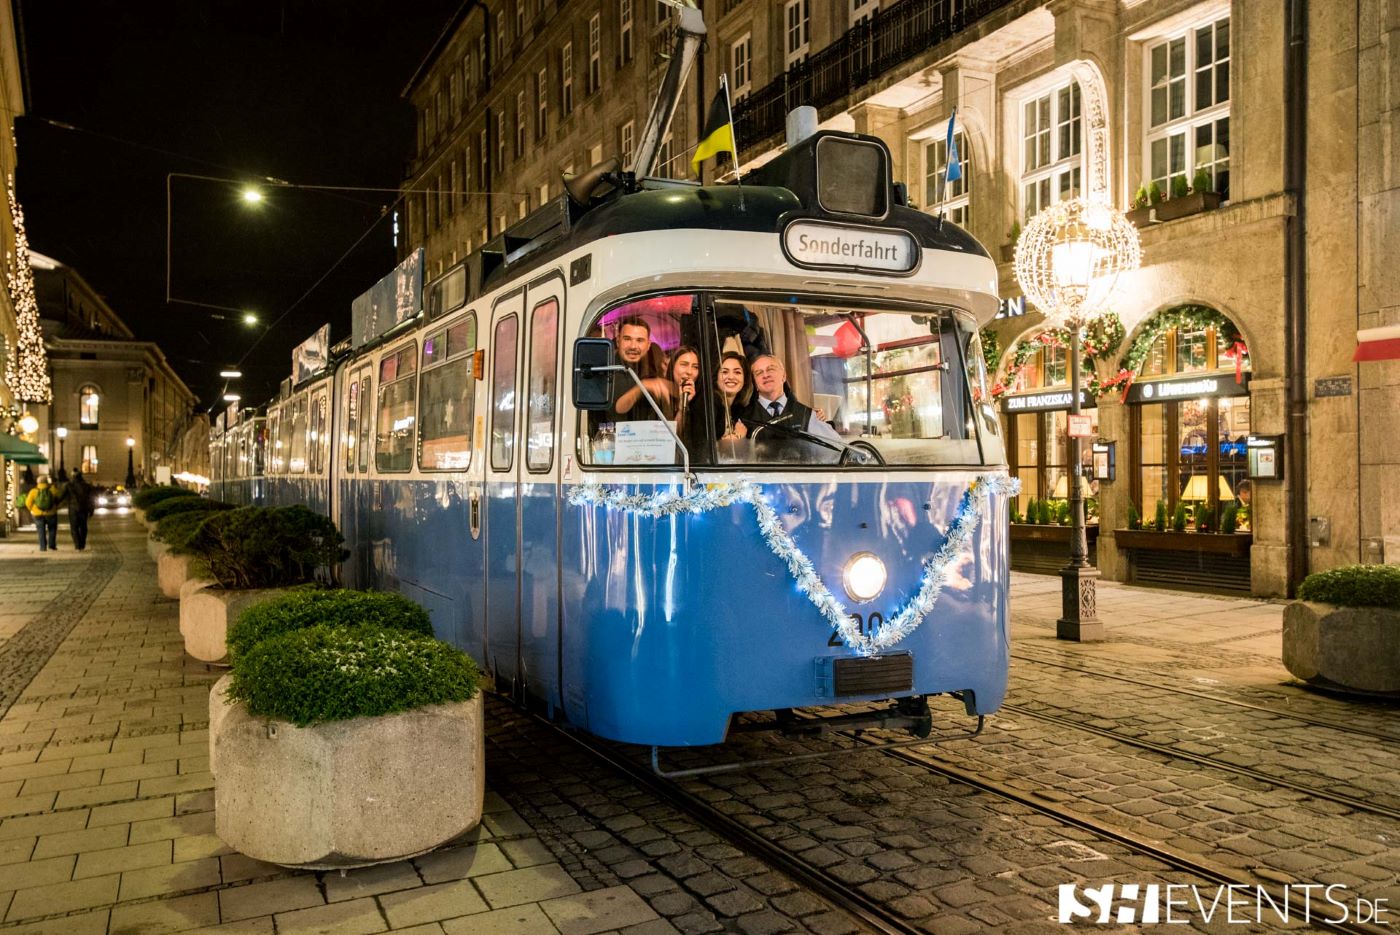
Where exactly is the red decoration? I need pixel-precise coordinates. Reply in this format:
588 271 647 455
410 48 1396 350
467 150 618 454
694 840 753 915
833 321 864 359
1222 340 1248 383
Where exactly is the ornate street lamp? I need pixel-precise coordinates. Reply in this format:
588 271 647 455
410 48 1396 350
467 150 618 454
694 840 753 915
55 426 67 472
125 436 137 488
1014 197 1141 641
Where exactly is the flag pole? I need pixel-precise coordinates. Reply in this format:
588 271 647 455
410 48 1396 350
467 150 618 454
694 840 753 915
937 107 956 230
720 73 744 210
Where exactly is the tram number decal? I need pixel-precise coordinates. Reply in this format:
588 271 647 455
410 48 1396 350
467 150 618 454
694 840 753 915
829 613 884 646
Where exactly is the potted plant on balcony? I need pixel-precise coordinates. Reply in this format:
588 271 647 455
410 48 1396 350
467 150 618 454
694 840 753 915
1283 565 1400 696
1154 170 1224 222
214 618 484 868
179 505 346 664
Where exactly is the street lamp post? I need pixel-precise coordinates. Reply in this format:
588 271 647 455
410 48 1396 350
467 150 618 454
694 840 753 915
1014 198 1141 641
55 426 66 473
125 436 136 488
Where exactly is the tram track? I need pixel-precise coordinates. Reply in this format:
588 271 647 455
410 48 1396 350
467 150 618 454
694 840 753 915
1010 652 1400 744
997 701 1400 822
543 709 1390 935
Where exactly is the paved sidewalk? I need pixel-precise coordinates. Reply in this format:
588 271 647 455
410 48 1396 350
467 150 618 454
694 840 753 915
0 517 671 935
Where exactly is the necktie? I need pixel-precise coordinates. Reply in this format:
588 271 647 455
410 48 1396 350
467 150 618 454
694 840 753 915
769 401 781 418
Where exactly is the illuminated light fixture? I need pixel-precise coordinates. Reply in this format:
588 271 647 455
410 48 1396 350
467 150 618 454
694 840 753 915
55 426 67 439
223 394 241 403
1014 196 1141 328
241 187 264 204
219 369 242 378
18 411 38 435
126 436 136 448
842 552 887 604
242 312 259 326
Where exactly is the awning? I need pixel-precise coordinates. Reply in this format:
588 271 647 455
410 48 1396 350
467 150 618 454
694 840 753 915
0 433 47 465
1354 325 1400 362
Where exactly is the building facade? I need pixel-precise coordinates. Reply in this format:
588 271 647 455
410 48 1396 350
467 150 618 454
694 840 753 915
403 0 1399 597
32 254 204 487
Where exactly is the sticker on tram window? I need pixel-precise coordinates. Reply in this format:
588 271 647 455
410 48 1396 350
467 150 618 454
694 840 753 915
828 612 885 647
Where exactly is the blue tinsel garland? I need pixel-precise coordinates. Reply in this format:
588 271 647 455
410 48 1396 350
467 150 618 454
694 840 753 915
567 473 1019 655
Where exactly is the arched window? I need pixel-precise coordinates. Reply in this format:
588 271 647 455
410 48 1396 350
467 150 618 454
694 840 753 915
1127 307 1251 531
79 385 100 427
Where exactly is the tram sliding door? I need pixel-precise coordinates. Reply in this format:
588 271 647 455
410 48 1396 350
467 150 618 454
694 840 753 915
517 275 564 714
484 291 525 695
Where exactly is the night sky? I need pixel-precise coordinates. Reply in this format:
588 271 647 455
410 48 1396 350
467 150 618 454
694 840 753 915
15 0 460 408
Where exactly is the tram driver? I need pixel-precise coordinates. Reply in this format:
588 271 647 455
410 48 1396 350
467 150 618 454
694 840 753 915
742 354 843 446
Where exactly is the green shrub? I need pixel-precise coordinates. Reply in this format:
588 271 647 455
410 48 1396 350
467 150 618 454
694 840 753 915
1010 501 1023 524
153 510 219 551
1127 502 1142 530
1297 565 1400 609
1147 180 1164 204
1172 501 1188 533
145 495 233 523
1171 174 1190 199
1221 504 1239 535
1192 168 1213 194
228 627 480 726
1154 500 1168 532
1042 500 1057 525
134 485 190 510
191 505 347 590
1132 184 1149 209
228 590 434 662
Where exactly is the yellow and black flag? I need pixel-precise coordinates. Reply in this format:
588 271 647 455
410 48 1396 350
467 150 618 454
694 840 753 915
691 76 737 175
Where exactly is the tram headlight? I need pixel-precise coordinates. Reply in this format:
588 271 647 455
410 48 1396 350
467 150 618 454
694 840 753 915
842 552 886 603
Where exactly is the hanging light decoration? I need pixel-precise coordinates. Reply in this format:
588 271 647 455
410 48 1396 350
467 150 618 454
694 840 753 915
4 174 52 404
1014 197 1141 326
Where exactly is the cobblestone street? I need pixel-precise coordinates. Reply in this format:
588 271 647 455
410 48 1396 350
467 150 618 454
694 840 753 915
0 515 1395 934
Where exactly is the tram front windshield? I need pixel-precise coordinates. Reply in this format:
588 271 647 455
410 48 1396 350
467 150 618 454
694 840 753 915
580 293 1002 468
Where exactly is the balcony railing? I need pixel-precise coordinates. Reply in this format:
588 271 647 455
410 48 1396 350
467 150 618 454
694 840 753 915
733 0 1014 152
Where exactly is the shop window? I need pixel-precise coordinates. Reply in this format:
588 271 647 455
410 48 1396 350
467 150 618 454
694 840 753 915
79 385 100 427
376 342 418 473
420 316 477 471
1001 338 1096 518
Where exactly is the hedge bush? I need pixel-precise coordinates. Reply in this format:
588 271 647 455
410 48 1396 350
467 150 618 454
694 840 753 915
133 485 189 510
228 626 479 726
228 589 433 662
190 505 347 590
152 510 218 552
145 495 233 523
1297 564 1400 609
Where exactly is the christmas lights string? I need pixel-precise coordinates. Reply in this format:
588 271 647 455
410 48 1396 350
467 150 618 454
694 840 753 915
5 175 52 405
567 473 1019 656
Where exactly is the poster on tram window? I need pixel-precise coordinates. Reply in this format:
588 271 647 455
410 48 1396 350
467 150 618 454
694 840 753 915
292 324 330 384
615 421 678 465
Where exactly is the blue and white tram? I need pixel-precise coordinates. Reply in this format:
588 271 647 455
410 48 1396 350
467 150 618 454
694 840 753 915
209 412 266 507
229 128 1012 749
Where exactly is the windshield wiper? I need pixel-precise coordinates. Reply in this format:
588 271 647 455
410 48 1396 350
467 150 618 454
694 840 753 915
749 418 869 462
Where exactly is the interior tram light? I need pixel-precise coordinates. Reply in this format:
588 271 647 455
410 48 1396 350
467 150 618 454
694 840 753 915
842 552 887 603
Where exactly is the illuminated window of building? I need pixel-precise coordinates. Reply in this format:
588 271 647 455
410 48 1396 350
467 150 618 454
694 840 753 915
1145 15 1230 197
923 120 969 225
1020 80 1082 220
79 385 100 427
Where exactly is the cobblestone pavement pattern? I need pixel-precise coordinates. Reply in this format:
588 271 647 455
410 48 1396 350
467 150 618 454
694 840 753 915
1 518 1395 935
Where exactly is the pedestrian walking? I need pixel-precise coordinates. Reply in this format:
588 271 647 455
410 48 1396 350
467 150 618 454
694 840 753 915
24 475 60 552
66 469 93 550
13 465 36 528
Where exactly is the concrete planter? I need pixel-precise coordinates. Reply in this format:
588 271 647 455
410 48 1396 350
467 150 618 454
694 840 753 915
179 586 290 665
147 536 170 563
158 551 202 599
209 673 234 776
134 507 147 526
214 692 484 869
1283 601 1400 696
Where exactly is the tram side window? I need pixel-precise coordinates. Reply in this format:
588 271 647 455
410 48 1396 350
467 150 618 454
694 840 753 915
420 316 477 471
376 343 418 473
578 294 704 467
309 393 328 474
269 409 284 473
358 375 373 473
254 423 265 475
289 396 308 473
490 315 519 471
344 378 359 474
526 299 559 472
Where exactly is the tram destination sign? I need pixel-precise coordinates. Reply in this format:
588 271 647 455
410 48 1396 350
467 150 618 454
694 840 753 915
1127 373 1250 403
1001 389 1095 413
782 220 920 275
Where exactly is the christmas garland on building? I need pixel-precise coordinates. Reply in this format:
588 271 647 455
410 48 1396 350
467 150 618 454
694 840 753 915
991 312 1125 398
1122 304 1247 376
4 175 51 404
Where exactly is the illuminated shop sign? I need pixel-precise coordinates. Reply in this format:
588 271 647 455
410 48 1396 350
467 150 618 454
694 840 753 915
1000 389 1095 413
997 296 1026 319
782 220 919 275
1127 373 1250 404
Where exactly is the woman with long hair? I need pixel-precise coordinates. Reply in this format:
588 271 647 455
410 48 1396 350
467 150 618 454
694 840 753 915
715 351 751 441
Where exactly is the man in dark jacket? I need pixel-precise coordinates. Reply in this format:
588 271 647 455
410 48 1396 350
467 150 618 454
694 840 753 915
67 469 93 551
741 355 842 445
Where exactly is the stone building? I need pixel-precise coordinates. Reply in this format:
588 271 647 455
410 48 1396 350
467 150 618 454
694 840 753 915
402 0 1398 597
31 253 203 486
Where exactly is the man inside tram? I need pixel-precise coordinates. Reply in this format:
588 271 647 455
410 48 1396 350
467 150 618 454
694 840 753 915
742 354 843 446
608 317 670 422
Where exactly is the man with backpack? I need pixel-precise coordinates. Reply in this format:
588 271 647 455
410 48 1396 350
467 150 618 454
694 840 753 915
25 476 60 552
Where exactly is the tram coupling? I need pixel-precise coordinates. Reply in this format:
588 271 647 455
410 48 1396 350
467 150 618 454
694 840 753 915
769 695 935 739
